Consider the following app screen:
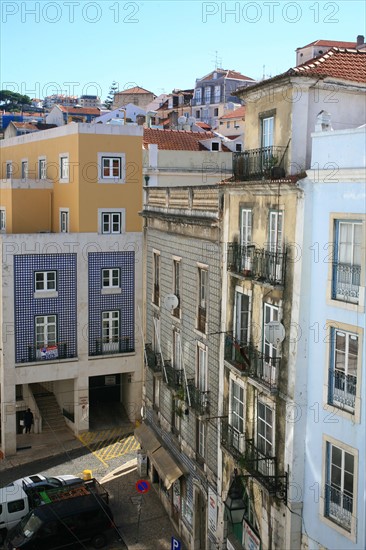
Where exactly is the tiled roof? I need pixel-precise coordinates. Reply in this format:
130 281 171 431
195 121 211 130
143 128 218 150
292 48 366 83
12 122 57 131
116 86 154 95
199 69 255 82
58 106 101 115
297 39 357 50
220 106 246 120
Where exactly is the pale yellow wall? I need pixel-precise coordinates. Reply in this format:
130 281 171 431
12 190 52 233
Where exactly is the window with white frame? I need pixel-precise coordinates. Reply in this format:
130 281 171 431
60 210 69 233
256 400 274 476
6 162 12 179
263 303 279 388
21 160 28 180
102 268 120 289
153 315 160 353
240 208 253 271
205 87 211 103
229 378 245 452
35 271 57 292
197 343 207 392
102 212 121 234
38 158 46 180
261 116 274 148
268 210 283 251
172 259 181 317
0 208 5 232
102 310 119 352
197 267 208 332
328 328 358 413
236 143 242 152
35 315 57 351
153 251 160 306
214 85 221 103
195 88 202 104
60 155 69 180
98 153 125 183
173 329 181 370
325 441 355 532
234 291 250 345
197 418 206 459
332 220 362 304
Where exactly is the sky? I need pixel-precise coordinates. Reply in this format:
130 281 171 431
1 0 365 102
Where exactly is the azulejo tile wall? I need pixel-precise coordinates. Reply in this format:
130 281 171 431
14 254 77 363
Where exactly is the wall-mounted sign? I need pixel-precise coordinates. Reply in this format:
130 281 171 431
105 375 116 386
242 519 261 550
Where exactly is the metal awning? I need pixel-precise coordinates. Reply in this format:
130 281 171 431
150 446 185 490
134 423 161 454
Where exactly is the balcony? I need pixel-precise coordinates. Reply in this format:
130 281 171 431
332 262 361 304
144 343 162 373
27 342 70 362
221 421 245 461
197 306 206 333
93 336 134 356
233 146 287 181
328 370 356 411
163 361 184 391
241 438 287 501
325 483 353 531
187 379 209 415
224 333 279 392
227 243 286 285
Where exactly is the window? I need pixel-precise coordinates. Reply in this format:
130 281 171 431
261 116 274 148
197 418 206 459
153 251 160 306
268 210 283 252
205 87 211 103
227 121 231 128
197 267 208 332
263 303 279 388
153 376 160 410
8 499 25 513
332 220 362 304
325 442 354 532
234 291 249 345
195 88 202 104
211 142 219 151
257 400 274 475
173 329 181 370
172 259 181 317
102 212 121 234
38 158 46 180
197 344 207 392
229 379 245 452
60 210 69 233
196 110 200 119
35 315 57 356
214 108 219 117
6 162 12 179
98 153 125 183
236 144 242 152
102 310 119 353
0 208 5 232
328 329 358 413
35 271 56 292
214 85 221 103
102 268 120 289
60 155 69 180
21 160 28 180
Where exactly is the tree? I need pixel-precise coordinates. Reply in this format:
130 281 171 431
0 90 32 112
104 81 118 110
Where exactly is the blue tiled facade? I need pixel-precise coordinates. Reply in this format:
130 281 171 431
14 254 77 363
88 251 135 356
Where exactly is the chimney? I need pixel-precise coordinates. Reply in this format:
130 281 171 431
356 35 365 50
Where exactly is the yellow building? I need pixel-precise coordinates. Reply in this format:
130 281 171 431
0 123 144 456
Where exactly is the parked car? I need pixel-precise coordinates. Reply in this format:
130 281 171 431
5 491 114 549
9 474 83 492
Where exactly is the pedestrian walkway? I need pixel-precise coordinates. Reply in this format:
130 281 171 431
101 459 186 550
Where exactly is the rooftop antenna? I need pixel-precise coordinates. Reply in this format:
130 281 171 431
212 50 222 69
263 65 266 80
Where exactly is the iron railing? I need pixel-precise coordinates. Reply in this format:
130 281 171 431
325 483 353 531
221 421 245 461
163 361 184 391
224 333 279 392
144 343 162 373
187 379 209 415
94 336 134 356
328 370 356 410
233 146 287 181
27 342 69 362
227 243 286 285
332 262 361 304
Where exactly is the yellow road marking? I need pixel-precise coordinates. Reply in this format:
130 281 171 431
77 431 140 466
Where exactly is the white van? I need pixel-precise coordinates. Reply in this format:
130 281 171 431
0 483 30 543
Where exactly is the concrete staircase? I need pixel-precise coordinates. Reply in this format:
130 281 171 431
31 384 67 432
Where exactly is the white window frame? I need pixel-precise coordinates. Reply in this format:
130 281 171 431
256 398 275 476
205 86 211 103
173 328 181 370
0 208 6 232
38 157 47 180
197 418 206 458
214 85 221 103
35 315 57 358
197 264 208 334
97 152 126 184
329 328 358 413
102 268 120 289
102 310 120 353
172 257 181 317
35 271 57 292
229 376 245 453
59 153 69 182
196 342 208 392
263 302 280 387
152 250 160 306
195 88 202 104
268 210 283 252
261 116 274 148
234 289 250 346
6 161 12 180
333 219 362 305
21 159 28 181
98 209 125 234
59 209 69 233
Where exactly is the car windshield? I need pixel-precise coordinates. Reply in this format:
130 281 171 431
44 477 62 487
20 512 43 538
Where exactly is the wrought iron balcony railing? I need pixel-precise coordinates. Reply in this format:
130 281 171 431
328 370 356 411
227 243 286 285
233 146 287 181
221 421 245 461
224 333 279 392
325 483 353 531
332 262 361 304
94 336 134 356
27 342 70 362
144 343 162 372
187 379 209 415
163 361 184 391
241 438 287 502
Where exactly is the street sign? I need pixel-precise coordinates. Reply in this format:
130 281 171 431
171 536 181 550
136 479 150 493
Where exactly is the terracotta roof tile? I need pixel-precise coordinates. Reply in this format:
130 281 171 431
58 106 101 115
297 39 357 50
195 121 212 130
220 106 246 120
143 128 218 151
292 48 366 83
116 86 154 95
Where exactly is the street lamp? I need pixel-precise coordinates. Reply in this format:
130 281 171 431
224 469 246 525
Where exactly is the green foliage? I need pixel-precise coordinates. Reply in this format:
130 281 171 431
0 90 32 111
104 81 118 110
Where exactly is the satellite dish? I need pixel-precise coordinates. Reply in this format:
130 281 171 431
265 321 285 345
178 116 186 125
164 294 179 310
